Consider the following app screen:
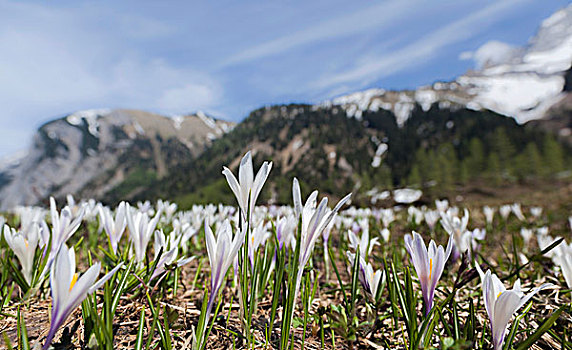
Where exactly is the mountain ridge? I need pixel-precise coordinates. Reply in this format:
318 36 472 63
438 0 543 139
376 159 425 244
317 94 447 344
324 4 572 127
0 109 234 210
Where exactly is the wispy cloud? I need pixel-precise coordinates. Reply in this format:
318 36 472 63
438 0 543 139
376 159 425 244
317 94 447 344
220 0 423 67
0 1 223 120
311 0 530 91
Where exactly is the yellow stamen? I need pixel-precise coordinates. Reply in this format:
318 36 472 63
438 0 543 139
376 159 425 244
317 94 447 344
497 291 502 299
69 273 78 292
429 258 433 280
24 239 29 248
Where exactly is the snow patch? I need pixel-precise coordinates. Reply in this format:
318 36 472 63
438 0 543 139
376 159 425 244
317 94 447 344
415 90 437 111
371 143 388 168
65 109 110 137
394 102 415 127
172 115 185 130
133 121 145 135
197 111 217 130
393 188 422 204
332 88 385 108
459 73 565 123
292 139 304 151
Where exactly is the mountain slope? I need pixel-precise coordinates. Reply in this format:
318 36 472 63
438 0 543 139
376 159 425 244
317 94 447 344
146 102 570 207
0 109 233 210
324 5 572 127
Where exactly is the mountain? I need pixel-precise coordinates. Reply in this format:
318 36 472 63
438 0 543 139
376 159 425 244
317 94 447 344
147 102 569 208
0 109 234 210
324 5 572 128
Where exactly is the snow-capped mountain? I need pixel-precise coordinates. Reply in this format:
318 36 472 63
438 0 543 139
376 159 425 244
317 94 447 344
325 5 572 127
0 109 234 210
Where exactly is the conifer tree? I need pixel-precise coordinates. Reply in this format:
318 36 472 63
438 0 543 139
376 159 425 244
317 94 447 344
487 153 502 186
407 164 422 188
542 134 564 176
467 137 485 177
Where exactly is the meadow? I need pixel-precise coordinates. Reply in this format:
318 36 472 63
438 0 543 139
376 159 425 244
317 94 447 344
0 151 571 350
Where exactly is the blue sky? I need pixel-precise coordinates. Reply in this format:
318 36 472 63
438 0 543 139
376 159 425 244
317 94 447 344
0 0 569 157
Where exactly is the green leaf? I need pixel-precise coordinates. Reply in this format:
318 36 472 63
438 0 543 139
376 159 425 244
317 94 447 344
515 304 565 350
17 307 30 350
134 306 146 350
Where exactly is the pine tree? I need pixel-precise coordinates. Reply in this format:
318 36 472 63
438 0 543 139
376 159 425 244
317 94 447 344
542 134 564 176
407 164 422 188
523 142 543 178
459 160 470 184
377 164 393 189
487 153 502 186
426 149 442 185
436 144 455 191
413 147 430 184
490 127 515 175
467 137 485 178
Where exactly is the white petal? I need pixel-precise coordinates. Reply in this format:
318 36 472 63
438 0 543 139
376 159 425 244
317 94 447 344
89 263 124 294
222 167 242 210
292 178 302 218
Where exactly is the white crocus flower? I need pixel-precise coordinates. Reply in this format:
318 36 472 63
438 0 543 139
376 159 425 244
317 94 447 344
553 241 572 289
4 224 40 284
499 205 511 220
153 229 168 260
520 228 534 247
477 266 552 350
65 194 81 218
222 151 272 222
276 214 297 249
408 206 424 225
80 199 99 223
248 220 271 269
157 199 178 223
292 178 351 315
483 206 495 225
537 226 549 236
460 228 486 259
537 232 563 259
16 206 45 239
126 204 162 263
348 229 379 259
379 208 395 228
440 208 469 259
148 241 193 283
530 207 543 218
205 219 246 315
435 199 449 213
98 202 127 254
424 210 440 231
49 197 85 260
136 201 153 216
347 252 384 301
447 206 460 217
380 228 391 242
404 231 453 315
43 245 122 350
511 203 525 221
